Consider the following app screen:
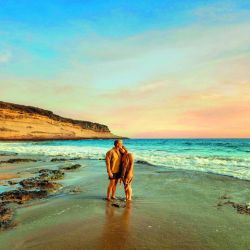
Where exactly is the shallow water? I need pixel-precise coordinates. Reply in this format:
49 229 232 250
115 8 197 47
0 154 250 250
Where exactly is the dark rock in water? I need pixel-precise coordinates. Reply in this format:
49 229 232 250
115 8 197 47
0 158 37 164
8 180 19 185
69 187 81 193
51 158 67 162
51 157 81 162
111 201 126 208
70 157 82 161
0 203 13 229
0 190 47 203
224 201 250 215
217 201 223 207
112 203 120 208
20 178 61 190
218 195 250 215
0 166 66 231
60 164 81 171
0 152 18 156
136 160 155 166
220 194 231 200
63 186 82 194
38 169 64 180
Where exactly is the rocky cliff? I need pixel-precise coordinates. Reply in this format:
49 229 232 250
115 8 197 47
0 101 119 140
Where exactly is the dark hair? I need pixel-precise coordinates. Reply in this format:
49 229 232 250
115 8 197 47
114 139 122 146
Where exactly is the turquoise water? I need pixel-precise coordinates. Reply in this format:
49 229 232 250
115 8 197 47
0 139 249 180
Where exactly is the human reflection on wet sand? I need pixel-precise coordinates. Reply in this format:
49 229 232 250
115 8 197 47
99 200 132 250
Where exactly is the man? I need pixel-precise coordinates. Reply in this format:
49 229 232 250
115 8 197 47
105 139 123 201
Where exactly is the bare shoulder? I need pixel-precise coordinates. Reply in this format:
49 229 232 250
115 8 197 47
128 153 134 160
106 149 113 157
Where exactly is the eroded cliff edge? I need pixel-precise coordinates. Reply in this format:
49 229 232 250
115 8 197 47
0 101 121 140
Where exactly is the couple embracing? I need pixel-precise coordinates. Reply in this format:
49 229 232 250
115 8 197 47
105 139 134 201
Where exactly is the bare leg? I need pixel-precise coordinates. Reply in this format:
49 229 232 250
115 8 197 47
107 179 116 200
123 184 129 200
127 184 132 201
123 181 127 200
111 179 118 199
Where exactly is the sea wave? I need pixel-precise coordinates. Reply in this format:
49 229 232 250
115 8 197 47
0 140 249 181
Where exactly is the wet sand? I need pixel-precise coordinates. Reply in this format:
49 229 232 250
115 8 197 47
0 173 19 180
0 154 250 250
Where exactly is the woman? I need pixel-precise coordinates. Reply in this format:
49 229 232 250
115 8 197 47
119 146 134 201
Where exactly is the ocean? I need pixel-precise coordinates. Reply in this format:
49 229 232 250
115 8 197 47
0 138 249 181
1 139 250 249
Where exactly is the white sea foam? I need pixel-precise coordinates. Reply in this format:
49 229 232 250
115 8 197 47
0 140 249 180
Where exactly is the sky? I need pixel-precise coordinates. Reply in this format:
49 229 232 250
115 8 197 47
0 0 250 138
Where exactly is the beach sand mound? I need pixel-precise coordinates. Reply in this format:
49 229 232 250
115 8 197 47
0 101 121 140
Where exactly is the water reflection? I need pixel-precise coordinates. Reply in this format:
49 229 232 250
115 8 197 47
100 200 132 250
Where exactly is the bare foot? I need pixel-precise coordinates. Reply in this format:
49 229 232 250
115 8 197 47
111 196 117 200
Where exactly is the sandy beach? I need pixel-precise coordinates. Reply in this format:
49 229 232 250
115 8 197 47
0 144 249 250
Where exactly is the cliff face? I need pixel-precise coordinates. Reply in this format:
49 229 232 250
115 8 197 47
0 101 119 140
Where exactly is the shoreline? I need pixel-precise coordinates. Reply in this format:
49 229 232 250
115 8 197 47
0 136 128 142
1 138 249 141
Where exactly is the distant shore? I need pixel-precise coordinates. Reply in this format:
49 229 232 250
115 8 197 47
0 136 128 142
0 100 124 141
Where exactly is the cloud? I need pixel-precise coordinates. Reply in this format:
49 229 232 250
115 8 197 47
180 103 250 127
0 76 94 114
57 18 250 93
100 80 168 102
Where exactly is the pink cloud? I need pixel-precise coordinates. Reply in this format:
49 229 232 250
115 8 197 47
180 103 250 125
134 127 250 138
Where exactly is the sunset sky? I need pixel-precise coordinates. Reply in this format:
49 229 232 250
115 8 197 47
0 0 249 138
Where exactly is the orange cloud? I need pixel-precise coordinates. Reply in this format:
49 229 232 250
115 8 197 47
179 103 250 127
134 129 249 138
